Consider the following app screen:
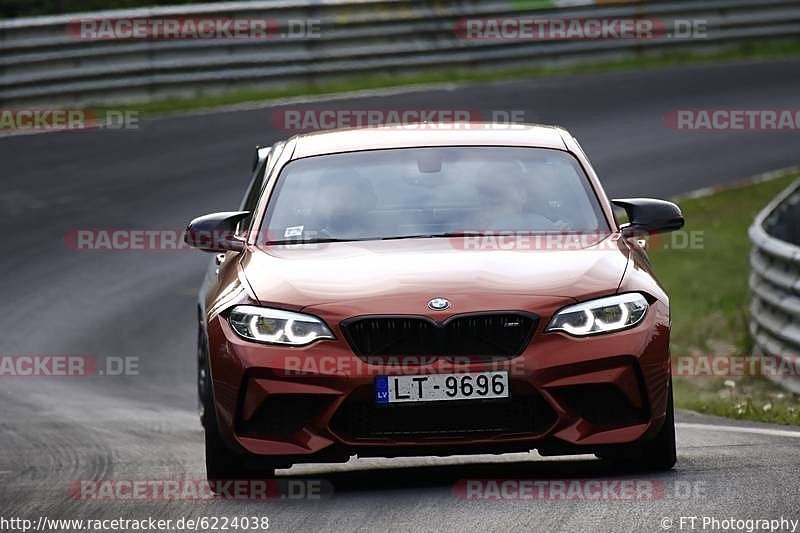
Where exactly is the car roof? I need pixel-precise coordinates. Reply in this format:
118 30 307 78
289 123 570 159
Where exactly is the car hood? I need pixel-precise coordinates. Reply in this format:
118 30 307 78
242 235 631 313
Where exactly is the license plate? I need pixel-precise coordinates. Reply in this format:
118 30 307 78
375 371 509 404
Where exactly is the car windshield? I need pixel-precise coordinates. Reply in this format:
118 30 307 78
261 146 609 243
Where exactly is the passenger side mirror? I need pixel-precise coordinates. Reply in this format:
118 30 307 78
612 198 685 236
184 211 250 252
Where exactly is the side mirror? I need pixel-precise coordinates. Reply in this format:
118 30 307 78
612 198 685 236
184 211 250 252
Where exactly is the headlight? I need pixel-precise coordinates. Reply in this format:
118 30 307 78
228 305 335 346
545 293 648 336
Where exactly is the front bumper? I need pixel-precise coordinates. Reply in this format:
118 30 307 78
205 300 671 464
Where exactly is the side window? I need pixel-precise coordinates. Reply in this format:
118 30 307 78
236 149 271 238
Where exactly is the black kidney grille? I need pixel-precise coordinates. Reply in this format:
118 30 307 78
341 313 537 357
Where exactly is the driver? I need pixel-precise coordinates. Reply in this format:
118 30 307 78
476 170 571 232
313 173 376 239
477 175 532 231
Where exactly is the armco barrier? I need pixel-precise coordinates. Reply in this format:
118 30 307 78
749 177 800 394
1 0 800 105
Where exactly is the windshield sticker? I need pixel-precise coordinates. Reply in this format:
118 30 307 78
284 225 304 238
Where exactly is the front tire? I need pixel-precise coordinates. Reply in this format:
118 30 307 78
201 340 276 484
204 395 276 483
198 322 210 428
597 377 677 471
205 412 246 481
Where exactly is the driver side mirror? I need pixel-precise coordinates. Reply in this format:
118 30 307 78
612 198 685 237
184 211 250 252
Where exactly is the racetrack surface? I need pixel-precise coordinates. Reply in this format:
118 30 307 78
1 58 799 532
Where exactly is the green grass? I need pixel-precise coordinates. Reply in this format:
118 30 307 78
648 171 800 425
673 377 800 426
650 172 798 356
96 38 800 117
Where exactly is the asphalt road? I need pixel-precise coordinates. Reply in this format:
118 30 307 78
1 58 800 532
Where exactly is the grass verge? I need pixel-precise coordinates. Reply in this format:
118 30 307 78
648 171 800 425
97 38 800 116
673 378 800 426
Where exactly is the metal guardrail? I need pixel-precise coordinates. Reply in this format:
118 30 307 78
749 177 800 394
1 0 800 105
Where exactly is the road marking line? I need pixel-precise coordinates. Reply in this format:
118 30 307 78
678 422 800 438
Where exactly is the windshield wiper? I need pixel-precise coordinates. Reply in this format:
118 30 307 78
380 232 481 241
264 237 363 245
265 232 482 245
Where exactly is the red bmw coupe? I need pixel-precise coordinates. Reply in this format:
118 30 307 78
185 124 684 481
